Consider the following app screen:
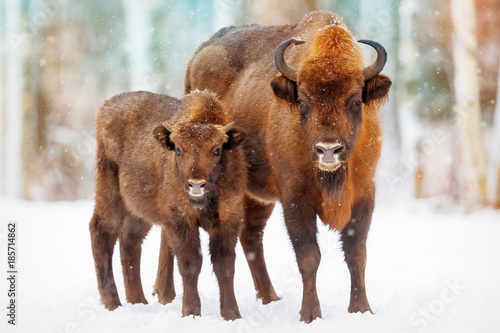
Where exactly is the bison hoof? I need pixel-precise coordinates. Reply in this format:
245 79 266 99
258 292 281 304
221 308 242 321
182 303 201 318
125 290 148 305
299 306 322 323
155 289 176 305
348 303 373 314
103 299 122 311
128 297 148 305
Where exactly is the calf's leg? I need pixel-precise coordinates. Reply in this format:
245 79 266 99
340 197 374 314
119 213 151 305
171 224 202 317
239 196 279 304
90 214 121 310
282 198 322 323
154 226 176 304
209 222 241 320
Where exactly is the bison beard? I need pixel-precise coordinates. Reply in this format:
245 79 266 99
316 165 347 196
189 192 215 208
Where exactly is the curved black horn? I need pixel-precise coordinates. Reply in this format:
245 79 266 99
358 39 387 80
274 38 305 82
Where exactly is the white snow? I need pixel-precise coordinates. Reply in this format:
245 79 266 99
1 197 499 333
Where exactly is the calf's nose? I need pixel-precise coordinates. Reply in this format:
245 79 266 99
315 142 345 164
187 179 206 196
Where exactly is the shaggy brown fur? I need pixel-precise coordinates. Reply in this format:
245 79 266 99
89 90 246 320
185 11 391 322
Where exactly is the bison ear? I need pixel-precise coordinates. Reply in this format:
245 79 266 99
362 74 392 105
153 124 175 150
223 128 246 151
270 76 298 105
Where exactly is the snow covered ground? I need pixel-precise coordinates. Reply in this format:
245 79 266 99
1 196 499 333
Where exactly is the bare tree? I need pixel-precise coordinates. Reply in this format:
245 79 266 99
397 0 419 153
397 0 423 197
451 0 488 204
123 0 152 91
493 59 500 208
4 0 24 198
0 1 4 195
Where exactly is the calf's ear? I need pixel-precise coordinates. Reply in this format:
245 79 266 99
270 76 298 105
223 128 246 151
362 74 392 105
153 124 175 150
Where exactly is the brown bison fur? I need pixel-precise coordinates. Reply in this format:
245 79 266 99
185 11 391 322
89 90 247 320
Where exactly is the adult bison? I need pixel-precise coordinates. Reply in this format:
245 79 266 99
90 90 246 320
185 11 391 322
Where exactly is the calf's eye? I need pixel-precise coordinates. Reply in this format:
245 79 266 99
176 147 182 156
214 148 221 156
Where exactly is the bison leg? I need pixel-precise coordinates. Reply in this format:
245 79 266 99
239 196 279 304
172 224 202 317
154 226 176 304
340 197 374 314
282 199 322 323
119 213 151 305
89 213 121 310
209 223 241 320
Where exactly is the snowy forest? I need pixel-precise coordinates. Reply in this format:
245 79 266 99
0 0 499 207
1 1 500 333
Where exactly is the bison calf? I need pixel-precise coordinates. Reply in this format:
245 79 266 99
89 90 246 320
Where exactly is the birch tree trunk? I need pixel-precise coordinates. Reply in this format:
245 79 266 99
397 0 418 149
397 0 421 197
5 0 24 198
493 59 500 208
0 1 4 195
164 1 213 97
123 0 152 91
451 0 488 205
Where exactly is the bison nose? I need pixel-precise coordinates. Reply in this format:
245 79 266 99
187 179 206 197
315 142 345 164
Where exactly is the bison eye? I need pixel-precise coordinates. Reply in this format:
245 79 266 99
175 147 182 156
297 99 309 116
214 148 221 156
350 100 362 113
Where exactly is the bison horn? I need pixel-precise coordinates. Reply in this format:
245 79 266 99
274 38 305 82
358 39 387 80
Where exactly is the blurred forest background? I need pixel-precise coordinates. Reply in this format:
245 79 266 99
0 0 499 209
